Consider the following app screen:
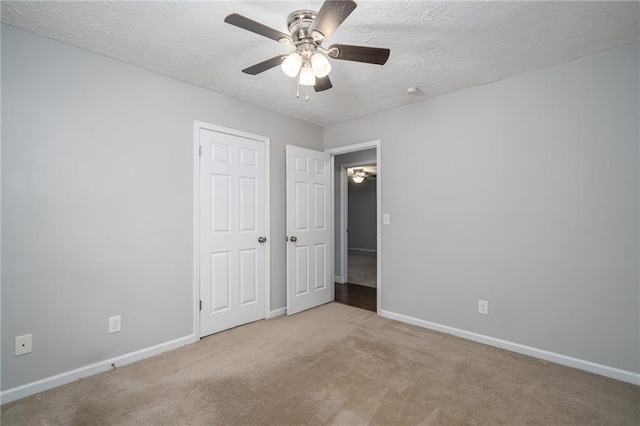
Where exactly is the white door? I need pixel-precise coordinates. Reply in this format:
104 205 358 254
286 145 333 315
199 126 268 336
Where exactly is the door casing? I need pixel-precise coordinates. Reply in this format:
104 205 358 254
193 120 271 339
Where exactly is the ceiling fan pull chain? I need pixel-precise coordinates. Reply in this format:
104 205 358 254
305 85 310 102
296 78 300 99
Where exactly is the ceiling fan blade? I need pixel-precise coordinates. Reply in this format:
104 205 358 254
328 44 390 65
314 76 333 92
242 55 285 75
225 14 292 44
309 0 357 41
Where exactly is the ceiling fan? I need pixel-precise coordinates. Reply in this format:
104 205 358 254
224 0 390 100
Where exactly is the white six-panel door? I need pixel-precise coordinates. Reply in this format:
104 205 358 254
286 145 333 315
199 126 267 336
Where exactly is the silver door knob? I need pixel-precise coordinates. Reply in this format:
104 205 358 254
258 236 267 243
289 236 297 242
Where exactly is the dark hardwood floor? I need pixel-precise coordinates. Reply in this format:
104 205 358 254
335 283 376 312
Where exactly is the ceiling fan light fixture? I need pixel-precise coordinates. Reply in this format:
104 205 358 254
299 65 316 86
226 0 391 99
311 52 331 78
281 52 302 77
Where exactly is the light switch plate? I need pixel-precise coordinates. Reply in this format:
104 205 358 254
383 214 390 225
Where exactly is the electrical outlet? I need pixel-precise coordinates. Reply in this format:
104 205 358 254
478 300 489 315
109 315 121 334
15 334 32 356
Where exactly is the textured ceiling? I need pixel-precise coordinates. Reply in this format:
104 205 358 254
2 1 639 127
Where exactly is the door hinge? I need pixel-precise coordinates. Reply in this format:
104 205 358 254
199 300 202 311
198 146 202 157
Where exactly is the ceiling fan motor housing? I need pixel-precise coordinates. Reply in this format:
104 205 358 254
286 10 319 46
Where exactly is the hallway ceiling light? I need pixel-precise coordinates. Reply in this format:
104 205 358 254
352 169 367 183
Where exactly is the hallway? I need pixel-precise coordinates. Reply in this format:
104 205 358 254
347 249 376 288
335 249 377 312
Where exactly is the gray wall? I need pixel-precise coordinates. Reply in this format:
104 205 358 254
324 43 640 373
333 149 376 278
1 24 322 390
348 178 377 251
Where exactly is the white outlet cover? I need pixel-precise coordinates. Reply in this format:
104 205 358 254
478 300 489 315
15 334 32 356
109 315 121 334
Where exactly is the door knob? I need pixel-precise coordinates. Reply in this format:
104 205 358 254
289 236 297 242
258 236 267 243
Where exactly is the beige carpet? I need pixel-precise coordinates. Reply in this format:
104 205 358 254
2 303 638 425
348 249 377 288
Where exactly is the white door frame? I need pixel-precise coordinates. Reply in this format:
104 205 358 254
193 120 271 339
336 160 377 284
326 140 381 314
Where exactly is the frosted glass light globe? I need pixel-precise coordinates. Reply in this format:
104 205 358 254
281 53 302 78
311 53 331 78
299 66 316 86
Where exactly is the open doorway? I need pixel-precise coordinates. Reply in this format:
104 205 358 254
345 165 377 288
329 146 379 312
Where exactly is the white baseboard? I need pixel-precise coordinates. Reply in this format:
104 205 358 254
0 334 196 404
379 310 639 386
269 307 286 318
348 247 377 253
